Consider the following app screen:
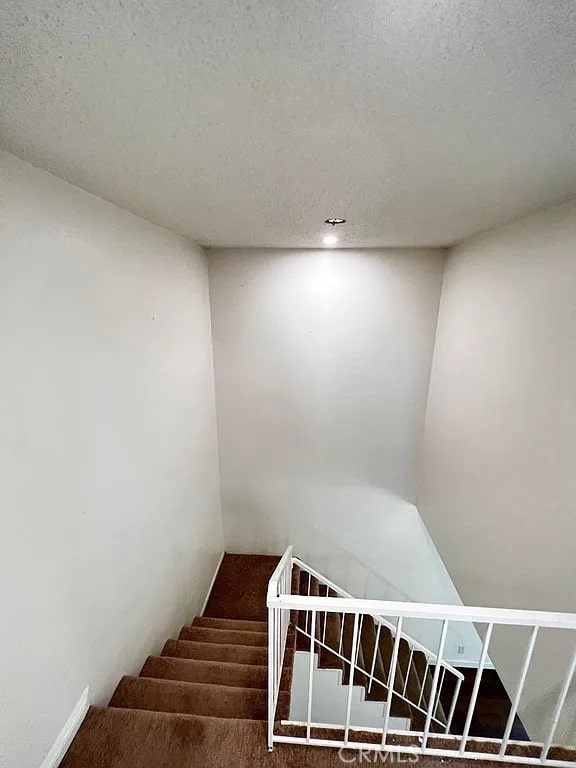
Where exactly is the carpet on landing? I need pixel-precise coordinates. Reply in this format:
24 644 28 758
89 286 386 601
62 706 567 768
202 553 280 622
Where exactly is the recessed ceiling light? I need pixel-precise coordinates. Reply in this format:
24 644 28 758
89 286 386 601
325 218 346 226
324 234 338 245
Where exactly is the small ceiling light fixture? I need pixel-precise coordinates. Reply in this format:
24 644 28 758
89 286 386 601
323 234 338 245
325 217 346 226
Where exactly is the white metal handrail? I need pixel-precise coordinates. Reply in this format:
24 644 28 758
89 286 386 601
278 591 576 630
292 555 463 677
267 547 576 767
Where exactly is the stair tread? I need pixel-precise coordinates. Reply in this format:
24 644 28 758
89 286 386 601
140 656 268 689
109 675 282 720
161 639 268 665
179 625 268 647
193 616 268 633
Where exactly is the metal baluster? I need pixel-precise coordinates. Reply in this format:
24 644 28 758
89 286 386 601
323 585 328 645
344 613 361 745
355 615 364 668
381 617 404 747
306 609 317 743
267 607 275 750
402 648 414 698
422 620 449 750
434 666 446 720
499 626 539 757
339 612 345 656
306 572 312 634
418 660 429 711
368 622 382 694
445 675 462 734
540 642 576 763
459 622 494 755
275 607 280 709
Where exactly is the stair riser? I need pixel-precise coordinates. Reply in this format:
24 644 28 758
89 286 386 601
162 639 268 666
140 657 268 689
192 617 268 633
110 676 286 721
179 627 268 647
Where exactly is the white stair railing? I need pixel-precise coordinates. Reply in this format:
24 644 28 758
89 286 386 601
267 545 294 749
267 547 576 766
290 556 463 732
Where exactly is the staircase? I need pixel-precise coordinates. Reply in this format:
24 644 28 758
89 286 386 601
292 564 447 732
58 550 576 768
59 554 299 767
108 616 281 720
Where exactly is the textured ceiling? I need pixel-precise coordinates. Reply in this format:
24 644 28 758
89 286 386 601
1 0 576 248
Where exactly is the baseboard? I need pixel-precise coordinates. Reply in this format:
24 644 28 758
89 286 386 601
200 550 225 616
40 686 90 768
444 658 496 670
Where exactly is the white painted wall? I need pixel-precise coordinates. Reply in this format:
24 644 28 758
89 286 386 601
208 248 483 663
0 151 224 768
419 200 576 743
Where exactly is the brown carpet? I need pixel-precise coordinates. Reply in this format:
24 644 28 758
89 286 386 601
61 707 572 767
59 553 573 767
203 553 280 622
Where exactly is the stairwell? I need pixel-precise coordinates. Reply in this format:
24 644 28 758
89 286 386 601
59 553 575 768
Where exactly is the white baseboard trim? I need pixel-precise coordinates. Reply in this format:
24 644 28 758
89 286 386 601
444 658 496 670
200 550 225 616
40 686 90 768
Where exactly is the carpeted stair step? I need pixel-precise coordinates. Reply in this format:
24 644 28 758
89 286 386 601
140 656 268 689
202 553 280 622
178 625 268 647
192 616 268 633
109 676 282 720
161 639 268 666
